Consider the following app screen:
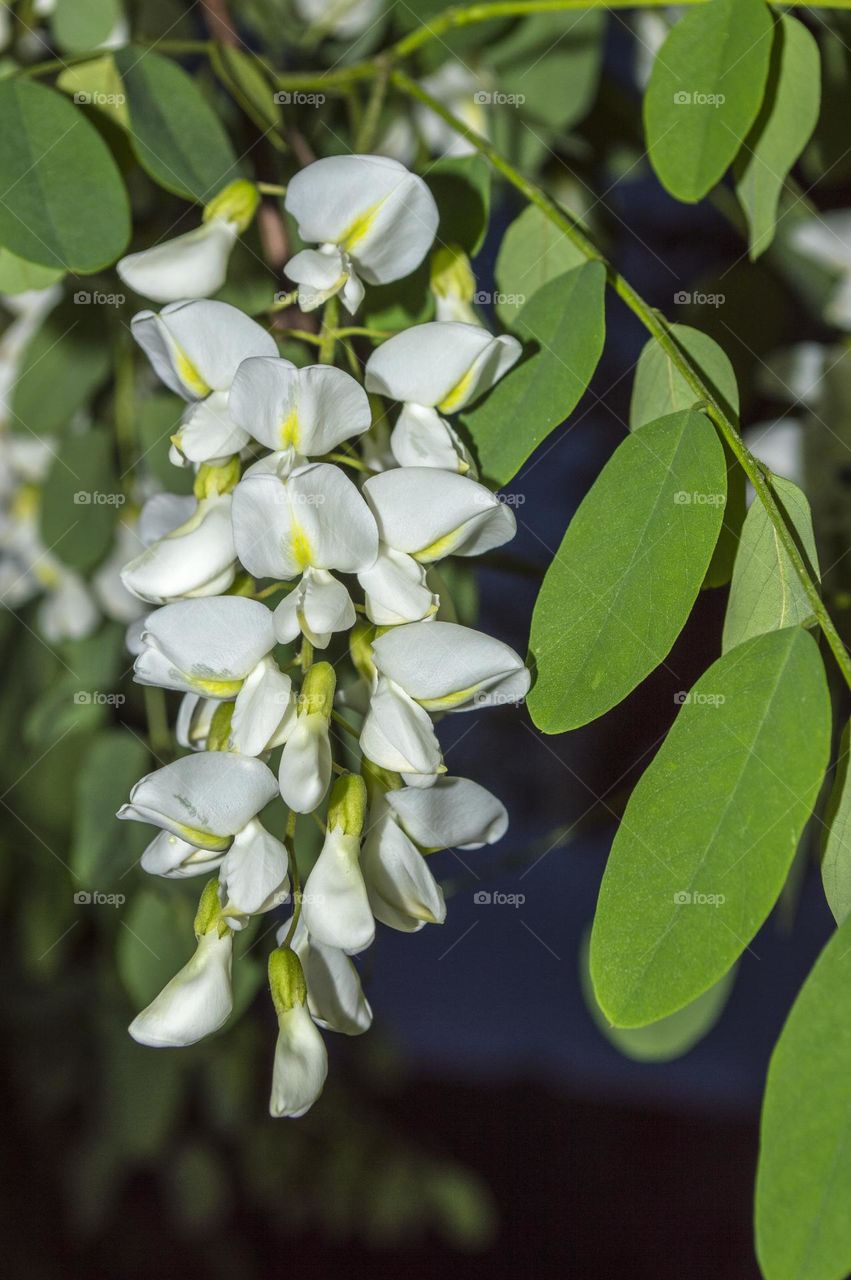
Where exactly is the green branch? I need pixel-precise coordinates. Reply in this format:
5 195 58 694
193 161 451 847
390 69 851 693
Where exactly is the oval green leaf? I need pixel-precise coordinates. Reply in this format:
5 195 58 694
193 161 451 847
495 203 587 329
644 0 774 203
39 427 119 571
756 912 851 1280
11 300 111 437
528 410 725 733
591 627 830 1027
461 262 606 487
722 475 819 653
114 46 239 201
51 0 120 54
821 720 851 926
72 730 151 889
630 324 740 430
0 79 130 271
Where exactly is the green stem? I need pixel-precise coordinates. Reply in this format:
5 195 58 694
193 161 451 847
355 55 391 152
143 687 171 761
282 810 302 947
257 181 287 196
318 294 340 365
391 68 851 693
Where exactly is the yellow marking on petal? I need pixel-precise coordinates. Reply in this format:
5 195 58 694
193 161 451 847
191 675 244 698
280 407 300 449
340 198 382 252
174 347 212 398
12 484 39 522
291 521 314 570
417 683 482 712
438 365 476 414
173 822 230 851
413 529 460 564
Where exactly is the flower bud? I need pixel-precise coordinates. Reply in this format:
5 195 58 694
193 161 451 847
268 946 308 1016
203 179 260 234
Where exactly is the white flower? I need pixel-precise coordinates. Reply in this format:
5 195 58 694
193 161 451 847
230 657 297 756
274 566 356 648
118 180 260 305
140 830 225 879
129 929 233 1047
218 819 289 922
131 299 277 464
387 776 508 850
357 546 438 626
92 520 148 624
371 619 530 712
389 404 476 474
366 321 521 414
278 915 372 1035
133 596 277 697
232 461 378 589
363 466 516 561
302 774 373 954
278 662 335 813
284 155 438 313
791 213 851 330
359 675 443 787
117 751 278 851
361 792 446 932
120 493 236 604
176 694 218 751
37 567 99 642
268 947 328 1118
228 356 371 455
416 63 488 158
293 0 382 39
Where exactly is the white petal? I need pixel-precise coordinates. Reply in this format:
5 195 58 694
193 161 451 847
230 657 297 756
141 830 224 878
371 620 530 711
285 155 438 284
304 937 372 1034
38 571 99 642
120 495 236 605
365 322 521 410
132 299 277 399
137 493 195 544
118 220 238 305
229 357 370 456
390 403 474 473
278 712 332 813
175 693 217 751
273 568 355 648
135 596 276 695
129 930 233 1047
302 827 374 954
219 818 289 917
364 467 515 561
358 545 438 625
361 801 446 931
232 463 378 580
359 676 442 779
791 212 851 272
176 390 251 464
270 1003 328 1118
286 245 348 312
117 752 278 850
827 274 851 330
387 776 508 850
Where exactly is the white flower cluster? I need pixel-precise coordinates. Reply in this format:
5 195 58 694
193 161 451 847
116 154 530 1118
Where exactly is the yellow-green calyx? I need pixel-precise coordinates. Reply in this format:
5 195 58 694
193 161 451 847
327 772 367 838
194 456 241 500
194 877 229 938
268 946 307 1016
349 621 377 683
207 700 235 752
430 244 476 305
227 571 256 597
362 758 402 803
298 661 335 719
203 180 260 234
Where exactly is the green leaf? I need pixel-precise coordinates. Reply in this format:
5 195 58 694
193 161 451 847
39 427 120 571
488 9 605 130
528 410 725 733
210 44 284 143
461 263 606 486
114 47 239 201
722 476 819 653
0 80 130 271
495 204 587 329
51 0 120 54
756 913 851 1280
591 627 830 1027
630 324 740 429
0 247 64 294
427 155 491 257
11 300 111 436
581 938 735 1062
118 887 196 1008
24 623 125 748
734 16 820 260
821 720 851 926
644 0 774 203
56 55 130 128
72 731 151 888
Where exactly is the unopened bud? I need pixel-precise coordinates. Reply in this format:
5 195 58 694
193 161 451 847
194 455 241 500
298 661 335 719
268 946 307 1016
203 179 260 234
327 772 367 838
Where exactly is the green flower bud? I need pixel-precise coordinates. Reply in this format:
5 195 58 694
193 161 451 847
194 877 228 938
194 455 241 500
268 946 308 1017
203 179 260 234
430 244 476 305
206 701 234 752
327 772 367 838
298 661 335 719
